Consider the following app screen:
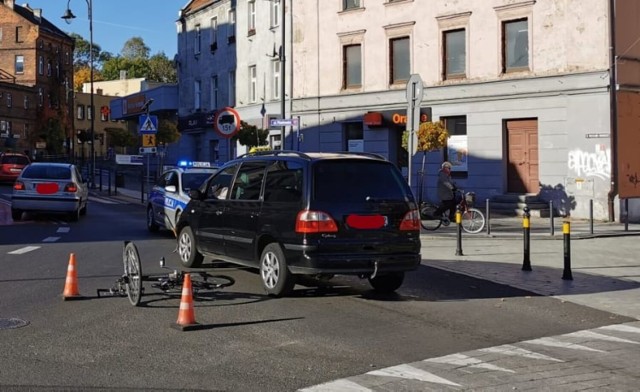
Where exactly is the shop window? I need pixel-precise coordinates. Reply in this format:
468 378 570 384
443 116 468 175
344 122 364 152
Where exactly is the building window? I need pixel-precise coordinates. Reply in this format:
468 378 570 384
194 80 201 110
65 51 70 65
443 29 465 79
24 95 29 109
228 9 236 43
47 61 52 76
443 116 468 173
210 17 218 51
211 75 219 110
271 0 280 27
195 24 201 54
272 60 280 100
15 26 23 43
77 105 84 120
390 36 410 84
15 55 24 74
343 44 362 89
38 56 44 75
228 71 236 107
38 88 43 106
249 65 257 103
344 122 364 152
343 0 360 11
248 0 256 34
6 93 12 108
502 18 528 72
100 106 110 121
87 105 93 120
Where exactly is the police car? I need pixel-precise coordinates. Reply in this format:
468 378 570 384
146 161 218 234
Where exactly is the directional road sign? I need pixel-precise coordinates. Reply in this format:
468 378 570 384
139 115 158 134
269 118 298 127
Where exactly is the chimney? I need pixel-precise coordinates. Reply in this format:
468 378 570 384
33 8 42 22
97 88 103 96
119 70 127 80
4 0 15 10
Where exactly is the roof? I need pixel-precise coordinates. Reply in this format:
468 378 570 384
13 3 72 42
180 0 217 16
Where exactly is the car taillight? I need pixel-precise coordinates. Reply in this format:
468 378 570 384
399 209 420 231
13 181 25 191
64 183 78 192
295 210 338 233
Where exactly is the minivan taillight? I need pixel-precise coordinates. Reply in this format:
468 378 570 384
399 209 420 231
295 210 338 233
64 182 78 192
13 181 25 191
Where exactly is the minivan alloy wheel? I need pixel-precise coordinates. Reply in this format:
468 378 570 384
260 243 294 297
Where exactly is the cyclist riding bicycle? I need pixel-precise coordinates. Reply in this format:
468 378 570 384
433 161 457 226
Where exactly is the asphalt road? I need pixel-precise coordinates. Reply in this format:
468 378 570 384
0 185 632 391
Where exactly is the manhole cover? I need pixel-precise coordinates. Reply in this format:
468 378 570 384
0 318 30 330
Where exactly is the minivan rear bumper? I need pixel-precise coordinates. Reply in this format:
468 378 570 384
284 247 421 275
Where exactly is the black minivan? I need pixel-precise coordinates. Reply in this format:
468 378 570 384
176 151 421 297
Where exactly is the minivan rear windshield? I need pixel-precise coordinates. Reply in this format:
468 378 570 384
313 160 409 203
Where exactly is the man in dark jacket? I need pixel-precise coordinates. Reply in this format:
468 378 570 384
434 161 457 225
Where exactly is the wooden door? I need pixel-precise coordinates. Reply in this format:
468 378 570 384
506 119 539 193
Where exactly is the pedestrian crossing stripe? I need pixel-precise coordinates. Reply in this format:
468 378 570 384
141 116 156 131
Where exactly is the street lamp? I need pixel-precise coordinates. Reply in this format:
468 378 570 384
279 0 285 149
62 0 95 188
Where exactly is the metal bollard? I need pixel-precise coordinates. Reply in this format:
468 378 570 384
522 207 532 271
562 221 573 280
589 199 594 235
549 200 555 236
486 198 491 235
455 205 464 256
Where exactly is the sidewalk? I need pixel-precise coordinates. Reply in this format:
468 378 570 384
421 232 640 320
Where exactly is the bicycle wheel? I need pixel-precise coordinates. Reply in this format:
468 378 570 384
123 241 143 306
461 208 486 234
193 274 235 291
419 203 442 231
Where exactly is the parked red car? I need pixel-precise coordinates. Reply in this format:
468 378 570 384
0 152 31 183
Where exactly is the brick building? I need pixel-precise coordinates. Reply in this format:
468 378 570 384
0 0 75 155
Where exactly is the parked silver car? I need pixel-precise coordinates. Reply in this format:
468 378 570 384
11 162 89 222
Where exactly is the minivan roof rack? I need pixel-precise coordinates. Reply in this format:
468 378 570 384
238 150 312 159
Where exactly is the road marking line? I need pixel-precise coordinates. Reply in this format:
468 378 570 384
57 227 70 233
367 364 461 386
89 196 120 204
8 246 40 254
523 337 604 352
298 379 373 392
567 330 640 344
42 237 60 242
424 353 515 373
600 324 640 334
479 344 563 362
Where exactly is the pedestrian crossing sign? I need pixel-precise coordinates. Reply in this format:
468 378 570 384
139 115 158 134
142 134 156 147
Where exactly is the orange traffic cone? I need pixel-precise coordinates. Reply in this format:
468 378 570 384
62 253 82 300
172 273 200 331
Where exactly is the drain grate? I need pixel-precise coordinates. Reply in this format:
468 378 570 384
0 318 30 330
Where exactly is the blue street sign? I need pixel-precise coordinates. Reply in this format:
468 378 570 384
139 115 158 134
269 118 298 127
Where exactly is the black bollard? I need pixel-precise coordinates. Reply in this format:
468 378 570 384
549 200 555 236
455 205 463 256
522 207 532 271
562 221 573 280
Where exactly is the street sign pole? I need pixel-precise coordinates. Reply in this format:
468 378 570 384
406 74 424 188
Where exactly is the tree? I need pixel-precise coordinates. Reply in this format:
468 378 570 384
233 121 269 148
156 119 180 145
105 127 137 149
68 32 104 69
101 56 151 80
148 53 177 83
403 121 449 202
121 37 150 60
73 66 103 91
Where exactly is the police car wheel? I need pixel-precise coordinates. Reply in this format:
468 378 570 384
147 206 159 232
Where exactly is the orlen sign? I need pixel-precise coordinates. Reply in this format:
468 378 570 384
379 108 432 127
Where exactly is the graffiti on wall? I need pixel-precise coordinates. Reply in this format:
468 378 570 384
567 144 611 180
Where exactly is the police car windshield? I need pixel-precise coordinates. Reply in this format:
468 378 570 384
182 173 214 192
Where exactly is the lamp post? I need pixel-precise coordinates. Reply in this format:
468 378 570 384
62 0 95 188
279 0 285 149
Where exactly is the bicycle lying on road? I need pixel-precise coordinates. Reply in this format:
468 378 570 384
419 189 486 234
98 241 235 306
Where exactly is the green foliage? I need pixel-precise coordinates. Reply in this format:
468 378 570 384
121 37 150 60
148 53 177 83
101 56 151 80
69 32 104 70
38 118 65 154
156 119 180 145
105 127 137 148
234 121 269 148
